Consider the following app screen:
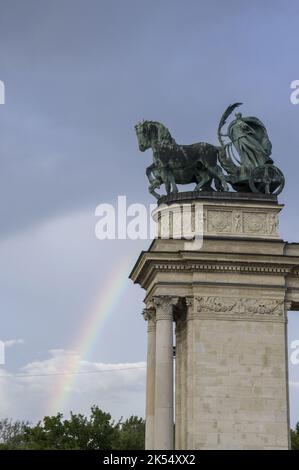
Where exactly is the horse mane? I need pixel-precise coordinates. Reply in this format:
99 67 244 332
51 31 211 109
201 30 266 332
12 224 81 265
147 120 175 145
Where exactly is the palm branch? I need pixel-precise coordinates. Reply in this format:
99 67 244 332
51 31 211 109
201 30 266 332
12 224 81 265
217 102 242 148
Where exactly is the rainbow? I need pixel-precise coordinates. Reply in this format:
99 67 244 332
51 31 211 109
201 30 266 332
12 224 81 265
48 256 132 415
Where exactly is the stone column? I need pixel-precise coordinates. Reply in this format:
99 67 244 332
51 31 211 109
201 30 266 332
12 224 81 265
284 301 292 450
175 304 187 450
153 296 178 450
185 297 195 450
175 315 182 450
143 304 156 450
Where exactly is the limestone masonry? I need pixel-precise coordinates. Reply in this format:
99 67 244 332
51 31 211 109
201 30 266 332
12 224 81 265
130 192 299 450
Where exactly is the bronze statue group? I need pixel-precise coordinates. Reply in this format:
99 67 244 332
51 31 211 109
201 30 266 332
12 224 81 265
135 103 285 198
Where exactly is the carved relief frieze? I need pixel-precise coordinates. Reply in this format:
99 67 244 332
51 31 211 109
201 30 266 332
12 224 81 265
204 207 279 237
195 296 284 318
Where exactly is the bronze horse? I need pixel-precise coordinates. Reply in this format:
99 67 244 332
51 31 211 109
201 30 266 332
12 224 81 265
135 120 229 199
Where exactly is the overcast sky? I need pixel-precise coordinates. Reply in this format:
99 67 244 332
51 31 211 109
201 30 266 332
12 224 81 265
0 0 298 427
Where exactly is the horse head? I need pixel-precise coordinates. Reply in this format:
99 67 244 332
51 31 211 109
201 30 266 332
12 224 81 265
134 120 152 152
134 120 174 152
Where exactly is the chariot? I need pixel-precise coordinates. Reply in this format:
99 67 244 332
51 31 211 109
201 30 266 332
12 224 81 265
224 163 285 196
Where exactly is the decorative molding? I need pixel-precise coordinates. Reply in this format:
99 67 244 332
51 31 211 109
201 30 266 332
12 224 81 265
195 296 284 318
151 262 292 276
137 260 295 293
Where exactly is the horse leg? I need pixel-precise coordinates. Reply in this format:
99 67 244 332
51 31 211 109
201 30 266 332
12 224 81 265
146 163 156 184
207 165 229 191
165 180 171 195
161 168 178 195
169 173 178 193
149 178 162 199
194 171 212 191
214 178 224 191
149 185 161 199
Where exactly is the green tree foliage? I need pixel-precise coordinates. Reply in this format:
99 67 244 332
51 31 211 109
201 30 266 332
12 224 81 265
0 418 29 450
0 406 145 450
114 416 145 450
291 422 299 450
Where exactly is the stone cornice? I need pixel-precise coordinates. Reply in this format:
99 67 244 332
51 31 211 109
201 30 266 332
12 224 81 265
132 258 297 292
129 248 299 286
157 190 280 205
151 262 292 274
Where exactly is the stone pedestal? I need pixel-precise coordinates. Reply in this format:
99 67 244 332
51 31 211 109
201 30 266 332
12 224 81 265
130 192 299 450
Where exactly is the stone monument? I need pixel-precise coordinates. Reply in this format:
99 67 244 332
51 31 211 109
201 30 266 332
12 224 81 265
130 104 298 450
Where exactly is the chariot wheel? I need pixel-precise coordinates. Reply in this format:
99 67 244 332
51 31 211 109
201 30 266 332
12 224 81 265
249 164 285 195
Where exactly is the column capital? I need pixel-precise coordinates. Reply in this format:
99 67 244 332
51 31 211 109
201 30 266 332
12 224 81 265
153 296 179 321
143 303 156 333
143 302 156 322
